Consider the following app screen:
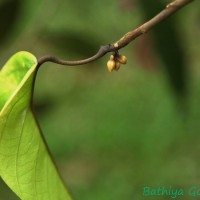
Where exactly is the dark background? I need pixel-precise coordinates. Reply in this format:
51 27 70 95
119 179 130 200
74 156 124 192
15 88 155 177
0 0 200 199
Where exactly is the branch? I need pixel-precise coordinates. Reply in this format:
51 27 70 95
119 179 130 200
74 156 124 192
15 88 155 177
37 0 194 68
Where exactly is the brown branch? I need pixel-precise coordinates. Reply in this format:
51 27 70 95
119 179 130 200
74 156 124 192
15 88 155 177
37 0 194 68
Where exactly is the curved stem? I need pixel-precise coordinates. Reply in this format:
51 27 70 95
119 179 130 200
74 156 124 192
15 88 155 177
37 0 194 68
37 44 114 67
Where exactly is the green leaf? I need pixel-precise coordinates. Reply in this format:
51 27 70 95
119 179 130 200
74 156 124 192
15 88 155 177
0 52 72 200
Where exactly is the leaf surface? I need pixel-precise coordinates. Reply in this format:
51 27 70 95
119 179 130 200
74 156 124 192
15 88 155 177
0 52 72 200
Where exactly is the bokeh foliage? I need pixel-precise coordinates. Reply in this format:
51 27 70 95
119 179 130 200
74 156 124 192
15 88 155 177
0 0 200 200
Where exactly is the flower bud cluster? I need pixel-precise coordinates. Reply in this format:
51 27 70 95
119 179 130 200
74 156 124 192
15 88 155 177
107 54 127 72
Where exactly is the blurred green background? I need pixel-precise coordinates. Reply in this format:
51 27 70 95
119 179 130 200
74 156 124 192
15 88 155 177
0 0 200 199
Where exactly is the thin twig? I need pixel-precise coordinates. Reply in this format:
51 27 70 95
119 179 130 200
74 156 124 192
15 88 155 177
37 0 194 68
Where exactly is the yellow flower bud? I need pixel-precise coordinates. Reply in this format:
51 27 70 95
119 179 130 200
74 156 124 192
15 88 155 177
117 55 127 64
110 55 114 60
114 61 121 71
107 60 115 72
